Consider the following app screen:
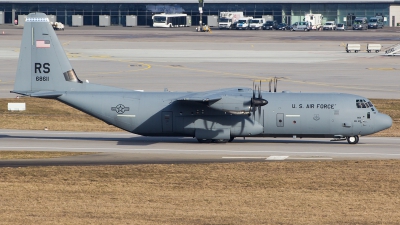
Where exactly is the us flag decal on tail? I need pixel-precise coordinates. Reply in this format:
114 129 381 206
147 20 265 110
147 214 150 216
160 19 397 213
36 40 50 48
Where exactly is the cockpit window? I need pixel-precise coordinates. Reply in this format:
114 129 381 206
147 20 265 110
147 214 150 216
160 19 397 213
356 99 374 109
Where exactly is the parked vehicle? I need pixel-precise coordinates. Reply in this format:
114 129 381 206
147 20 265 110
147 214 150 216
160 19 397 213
152 13 189 28
323 21 336 30
290 21 311 31
262 20 278 30
218 11 243 29
368 16 384 29
51 22 65 30
236 17 253 30
276 23 289 30
336 23 347 31
304 14 323 30
249 18 265 30
352 17 368 30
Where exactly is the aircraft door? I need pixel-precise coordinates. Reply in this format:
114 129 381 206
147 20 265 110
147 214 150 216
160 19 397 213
162 111 173 133
276 113 284 127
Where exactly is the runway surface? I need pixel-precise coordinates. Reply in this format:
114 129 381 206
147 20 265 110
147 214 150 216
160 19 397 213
1 129 400 166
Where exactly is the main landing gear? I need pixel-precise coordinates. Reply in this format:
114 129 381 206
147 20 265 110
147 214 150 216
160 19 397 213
346 135 359 144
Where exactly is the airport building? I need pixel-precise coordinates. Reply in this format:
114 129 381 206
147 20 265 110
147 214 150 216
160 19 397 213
0 0 399 27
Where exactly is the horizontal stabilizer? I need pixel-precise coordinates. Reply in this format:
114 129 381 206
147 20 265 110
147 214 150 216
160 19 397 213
11 90 63 98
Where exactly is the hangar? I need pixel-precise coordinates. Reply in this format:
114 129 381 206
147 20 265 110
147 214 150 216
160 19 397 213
0 0 399 27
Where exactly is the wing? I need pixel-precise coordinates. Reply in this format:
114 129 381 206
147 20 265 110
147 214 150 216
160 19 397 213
177 87 253 115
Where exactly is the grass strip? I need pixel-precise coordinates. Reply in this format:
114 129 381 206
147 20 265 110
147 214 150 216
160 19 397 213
0 160 399 224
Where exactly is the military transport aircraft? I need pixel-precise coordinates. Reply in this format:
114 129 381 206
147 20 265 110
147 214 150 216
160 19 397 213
12 13 392 144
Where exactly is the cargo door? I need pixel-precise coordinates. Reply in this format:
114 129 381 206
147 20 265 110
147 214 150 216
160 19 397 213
162 111 173 133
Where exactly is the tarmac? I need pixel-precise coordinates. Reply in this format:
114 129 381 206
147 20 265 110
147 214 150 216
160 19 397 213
0 25 399 165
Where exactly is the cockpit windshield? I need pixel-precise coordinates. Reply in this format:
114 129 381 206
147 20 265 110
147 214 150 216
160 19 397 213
356 99 376 111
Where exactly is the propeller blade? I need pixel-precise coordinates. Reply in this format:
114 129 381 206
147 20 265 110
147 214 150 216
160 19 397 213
269 79 272 92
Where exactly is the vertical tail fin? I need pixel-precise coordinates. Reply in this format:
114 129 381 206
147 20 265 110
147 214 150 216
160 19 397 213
12 12 82 96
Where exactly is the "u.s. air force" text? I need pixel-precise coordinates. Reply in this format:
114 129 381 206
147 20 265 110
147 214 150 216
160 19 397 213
292 104 336 109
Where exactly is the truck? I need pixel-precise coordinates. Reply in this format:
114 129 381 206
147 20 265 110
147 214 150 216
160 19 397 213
218 11 243 29
249 18 265 30
304 14 323 30
323 21 336 30
236 17 253 30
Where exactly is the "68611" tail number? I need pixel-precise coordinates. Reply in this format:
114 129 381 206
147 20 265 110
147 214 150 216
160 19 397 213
36 76 50 81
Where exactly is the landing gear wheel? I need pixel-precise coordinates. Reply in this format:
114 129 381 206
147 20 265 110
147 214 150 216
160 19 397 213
346 135 359 144
197 139 212 143
228 137 235 142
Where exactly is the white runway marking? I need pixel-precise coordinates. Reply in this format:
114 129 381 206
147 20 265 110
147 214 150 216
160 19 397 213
266 156 289 160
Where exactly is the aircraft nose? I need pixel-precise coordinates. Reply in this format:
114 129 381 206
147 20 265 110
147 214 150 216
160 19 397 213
375 113 392 133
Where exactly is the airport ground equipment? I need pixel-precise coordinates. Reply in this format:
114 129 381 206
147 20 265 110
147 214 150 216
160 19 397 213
218 11 243 29
367 44 381 53
195 24 212 32
11 13 393 145
384 43 400 56
304 14 323 30
51 22 64 30
346 44 361 53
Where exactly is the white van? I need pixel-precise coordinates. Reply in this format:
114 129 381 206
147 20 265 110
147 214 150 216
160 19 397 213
249 18 265 30
236 17 253 30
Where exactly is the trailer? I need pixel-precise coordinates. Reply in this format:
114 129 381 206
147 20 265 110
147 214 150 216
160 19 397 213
367 44 382 53
346 44 361 53
218 12 243 29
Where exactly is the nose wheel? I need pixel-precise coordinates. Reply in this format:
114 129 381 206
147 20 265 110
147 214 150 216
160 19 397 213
346 135 359 144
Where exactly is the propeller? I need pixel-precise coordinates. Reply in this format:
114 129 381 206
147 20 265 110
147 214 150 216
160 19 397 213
250 80 268 119
268 77 279 93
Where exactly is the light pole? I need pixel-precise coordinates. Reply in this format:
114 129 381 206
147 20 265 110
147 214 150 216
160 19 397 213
198 0 204 31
